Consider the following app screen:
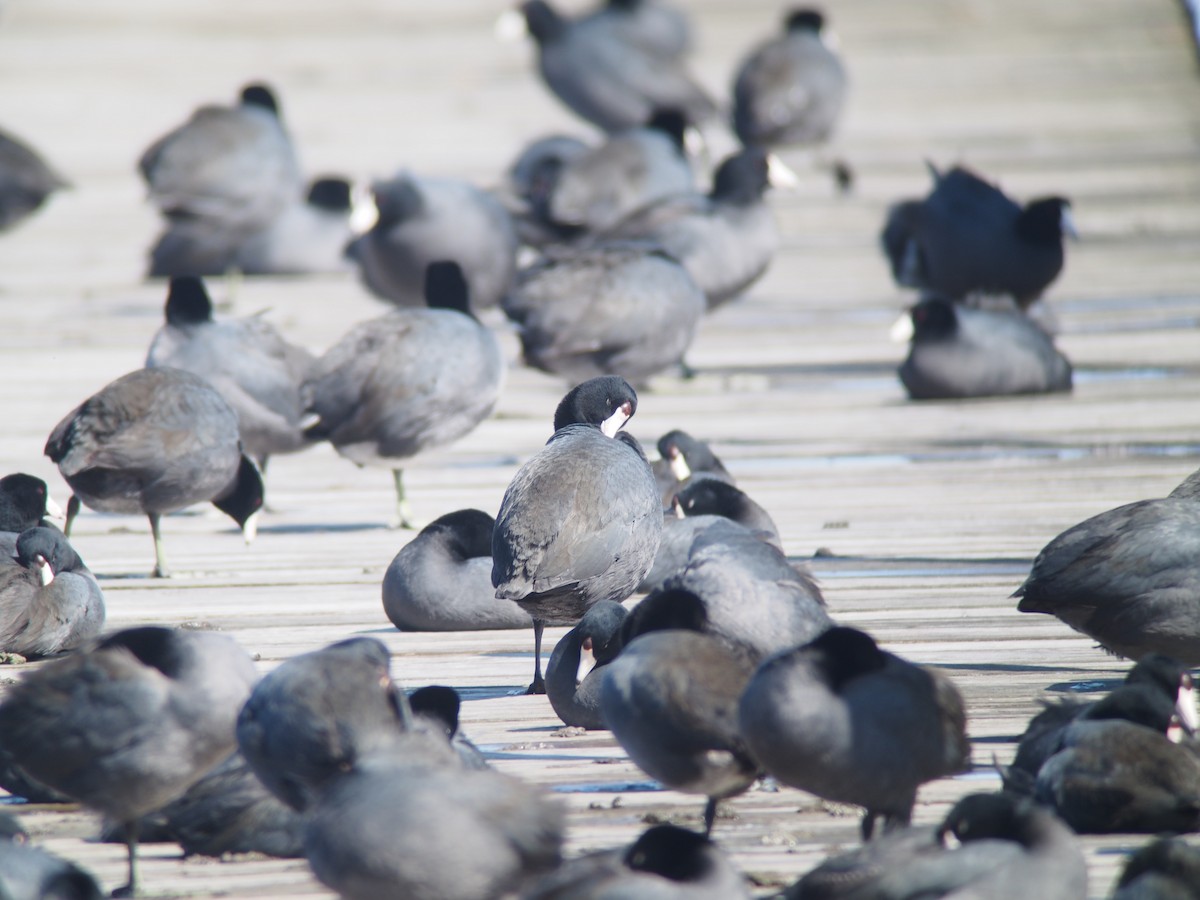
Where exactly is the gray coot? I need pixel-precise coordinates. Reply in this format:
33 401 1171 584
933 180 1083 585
787 792 1086 900
44 367 265 578
1013 467 1200 664
632 518 829 663
1111 837 1200 899
139 83 302 234
732 9 849 188
236 637 461 812
145 276 317 472
671 478 781 547
575 0 692 61
601 147 791 309
346 172 517 312
545 109 695 232
0 472 63 557
739 626 971 838
895 294 1073 400
651 430 734 507
0 626 259 896
303 747 563 900
301 260 504 528
492 376 663 693
521 823 750 899
232 175 356 275
544 599 627 729
599 622 759 836
502 134 591 247
510 0 715 133
383 509 532 631
0 811 103 900
0 126 70 232
0 527 104 658
880 163 1075 307
503 241 705 386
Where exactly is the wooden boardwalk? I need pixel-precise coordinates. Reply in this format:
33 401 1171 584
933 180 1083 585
1 0 1199 896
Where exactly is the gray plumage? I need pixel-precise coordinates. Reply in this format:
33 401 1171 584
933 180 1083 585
0 527 104 658
504 241 705 386
145 276 317 470
0 812 103 900
347 172 517 312
1111 837 1200 900
304 750 563 900
522 823 750 900
1014 468 1200 664
898 295 1072 400
739 626 971 838
545 599 627 729
787 792 1086 900
44 367 265 578
651 430 734 508
0 626 258 896
517 0 716 133
0 126 69 233
383 509 532 631
301 261 504 527
732 9 847 149
501 134 591 247
602 148 780 309
492 377 662 692
575 0 692 61
233 176 355 275
139 83 302 233
672 478 781 547
600 627 759 835
880 164 1073 306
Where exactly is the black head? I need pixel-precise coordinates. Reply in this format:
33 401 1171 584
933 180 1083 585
553 376 638 433
1116 837 1200 890
624 824 715 882
164 276 214 326
711 148 771 206
15 526 81 576
408 684 461 739
424 260 473 316
803 626 887 688
0 473 52 531
307 177 353 213
371 177 425 231
1082 683 1175 733
520 1 566 43
1125 653 1190 701
622 588 708 645
785 8 826 32
577 600 628 664
212 455 265 531
99 626 189 679
938 792 1032 845
658 431 725 473
674 479 748 519
645 108 689 153
1017 196 1073 245
908 296 959 342
423 508 495 559
239 83 281 115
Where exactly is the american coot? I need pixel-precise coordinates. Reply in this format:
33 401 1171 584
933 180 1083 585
739 626 971 838
575 0 692 61
139 83 302 233
672 478 782 547
303 749 564 900
492 376 663 693
507 1 716 133
0 126 70 232
346 172 518 312
232 176 356 275
502 134 592 246
732 9 849 187
301 261 504 528
652 430 734 507
1111 837 1200 899
0 472 63 558
545 110 695 233
0 527 104 658
0 811 103 900
0 626 259 896
894 295 1073 400
880 163 1075 307
45 367 265 578
601 147 793 309
633 519 829 663
1014 467 1200 664
503 241 705 386
145 276 317 472
600 625 759 836
787 792 1086 900
545 599 627 729
521 823 750 899
236 637 461 812
383 509 532 632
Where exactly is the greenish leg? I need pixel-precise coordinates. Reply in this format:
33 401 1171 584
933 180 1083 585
149 512 170 578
